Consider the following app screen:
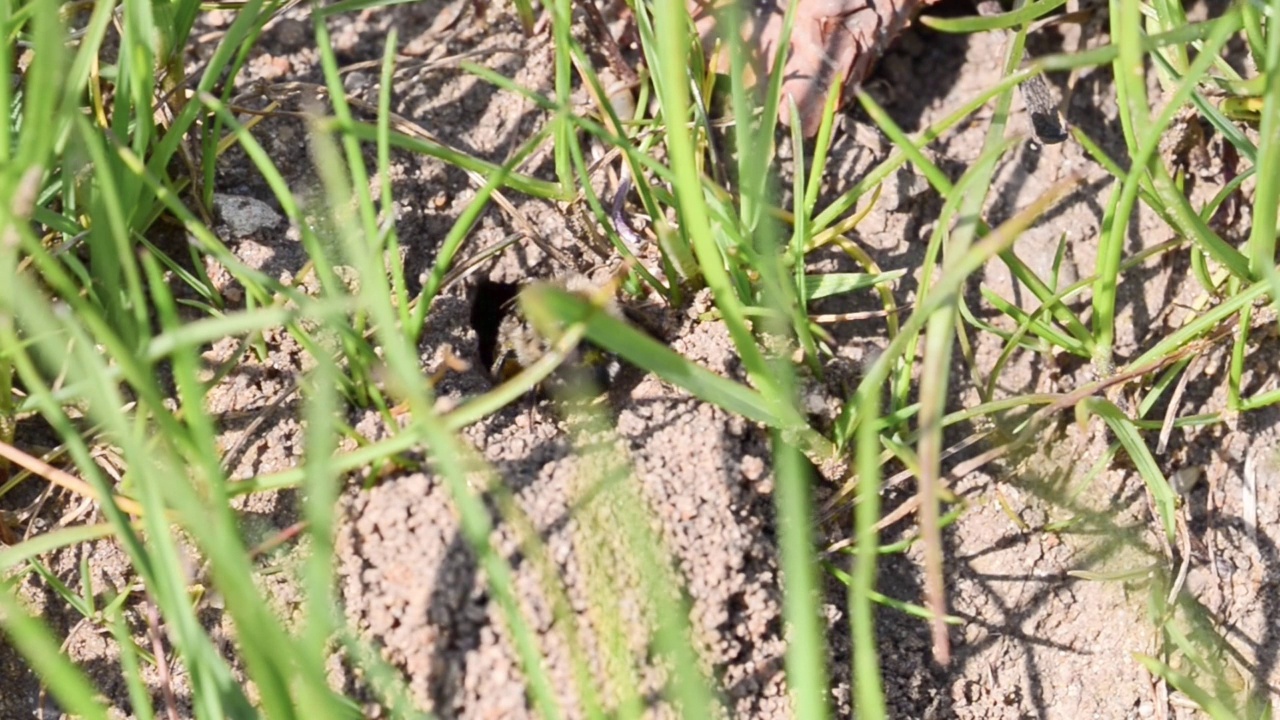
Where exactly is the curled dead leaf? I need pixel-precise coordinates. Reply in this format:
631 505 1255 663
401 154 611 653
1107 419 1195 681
689 0 939 136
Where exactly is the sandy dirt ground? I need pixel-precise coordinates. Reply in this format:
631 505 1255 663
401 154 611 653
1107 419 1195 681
2 0 1277 718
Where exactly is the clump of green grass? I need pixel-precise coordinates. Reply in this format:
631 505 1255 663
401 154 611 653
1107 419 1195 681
1 0 1277 717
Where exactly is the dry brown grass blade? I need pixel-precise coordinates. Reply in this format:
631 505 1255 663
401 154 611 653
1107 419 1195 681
0 440 144 517
913 171 1086 666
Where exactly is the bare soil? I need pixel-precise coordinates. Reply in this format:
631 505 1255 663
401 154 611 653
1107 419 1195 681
3 0 1278 718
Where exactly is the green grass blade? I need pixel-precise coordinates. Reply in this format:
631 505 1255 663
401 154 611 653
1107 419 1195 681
1246 0 1280 299
1132 655 1241 720
921 0 1068 33
520 283 831 455
1079 399 1176 544
0 584 109 720
774 431 832 720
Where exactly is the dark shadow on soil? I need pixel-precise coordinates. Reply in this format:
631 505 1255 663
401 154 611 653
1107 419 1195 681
894 418 1279 718
865 0 973 134
0 631 54 717
945 450 1155 719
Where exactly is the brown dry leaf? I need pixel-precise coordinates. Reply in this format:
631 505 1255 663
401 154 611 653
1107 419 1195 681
690 0 940 136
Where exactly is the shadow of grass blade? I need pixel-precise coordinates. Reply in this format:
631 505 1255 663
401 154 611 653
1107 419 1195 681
1079 398 1177 544
1133 655 1242 720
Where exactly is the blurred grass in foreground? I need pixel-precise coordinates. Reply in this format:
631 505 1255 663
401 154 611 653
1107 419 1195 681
0 0 1278 717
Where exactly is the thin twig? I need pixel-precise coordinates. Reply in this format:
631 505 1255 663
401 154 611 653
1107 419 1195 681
146 598 182 720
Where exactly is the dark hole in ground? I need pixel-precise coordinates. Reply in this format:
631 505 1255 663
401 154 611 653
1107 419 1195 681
468 279 521 376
